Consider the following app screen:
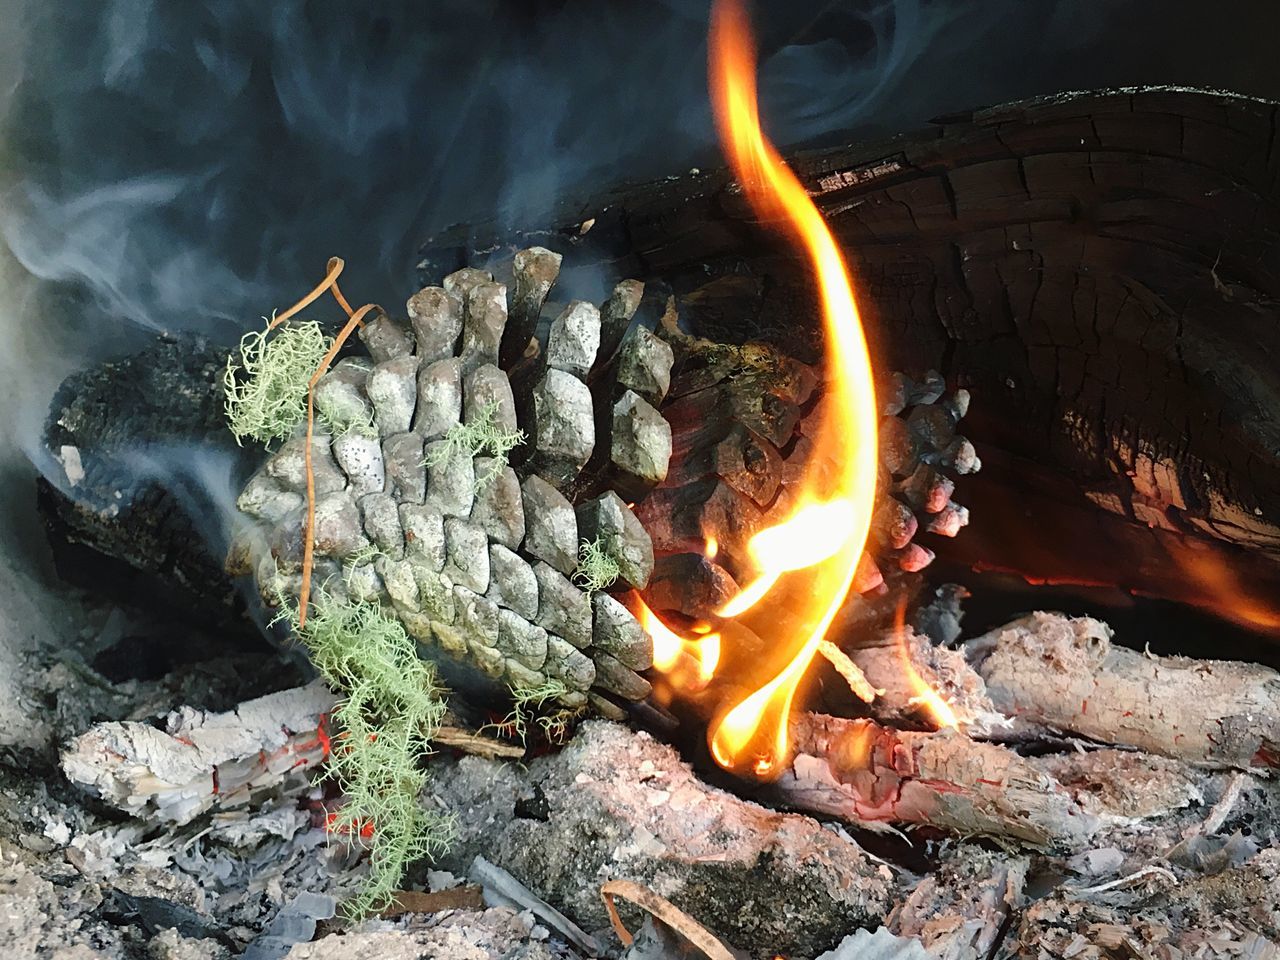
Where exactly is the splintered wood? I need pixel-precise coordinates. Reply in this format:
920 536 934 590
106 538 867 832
967 613 1280 768
60 681 519 825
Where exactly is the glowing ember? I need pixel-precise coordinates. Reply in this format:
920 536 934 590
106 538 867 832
1169 543 1280 635
638 594 721 692
702 0 879 777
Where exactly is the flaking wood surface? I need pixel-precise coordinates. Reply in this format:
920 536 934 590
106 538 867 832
419 86 1280 617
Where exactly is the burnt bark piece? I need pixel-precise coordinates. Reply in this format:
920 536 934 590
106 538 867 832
418 87 1280 619
38 335 256 629
434 719 894 959
888 851 1027 960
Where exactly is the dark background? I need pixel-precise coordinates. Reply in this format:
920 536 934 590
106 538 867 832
3 0 1279 341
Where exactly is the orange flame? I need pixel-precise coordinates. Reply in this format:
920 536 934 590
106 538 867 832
892 601 957 729
1167 543 1280 635
638 595 721 692
704 0 879 777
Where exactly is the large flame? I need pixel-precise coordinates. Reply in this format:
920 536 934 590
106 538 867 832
704 0 879 777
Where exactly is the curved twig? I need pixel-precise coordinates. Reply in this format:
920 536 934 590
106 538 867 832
600 879 735 960
268 257 348 331
298 302 379 626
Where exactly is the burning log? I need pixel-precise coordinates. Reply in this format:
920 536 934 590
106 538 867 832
774 710 1219 851
845 613 1280 770
779 713 1100 849
418 86 1280 625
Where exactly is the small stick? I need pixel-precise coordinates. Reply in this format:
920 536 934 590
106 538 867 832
817 640 883 703
433 725 526 760
298 302 379 626
1182 771 1248 841
1068 864 1178 897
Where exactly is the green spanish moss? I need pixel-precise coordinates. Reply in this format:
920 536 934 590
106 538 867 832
223 318 331 447
276 587 455 917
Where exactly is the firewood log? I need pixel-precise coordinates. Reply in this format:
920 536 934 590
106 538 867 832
775 711 1209 851
964 612 1280 768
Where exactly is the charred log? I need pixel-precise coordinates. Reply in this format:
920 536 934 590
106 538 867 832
418 86 1280 626
38 335 256 631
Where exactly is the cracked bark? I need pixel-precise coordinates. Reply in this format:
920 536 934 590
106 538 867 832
776 713 1101 850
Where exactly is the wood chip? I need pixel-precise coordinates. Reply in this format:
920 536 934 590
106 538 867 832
379 885 485 919
818 640 883 703
433 725 525 759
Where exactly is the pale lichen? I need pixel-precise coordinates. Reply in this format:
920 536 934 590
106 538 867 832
223 318 331 447
574 536 620 594
274 587 454 918
486 677 583 746
315 388 378 441
424 400 525 491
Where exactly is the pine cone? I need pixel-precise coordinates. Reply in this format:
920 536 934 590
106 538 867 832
638 301 980 640
228 249 674 717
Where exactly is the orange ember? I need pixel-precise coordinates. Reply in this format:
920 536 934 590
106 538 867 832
1167 543 1280 635
700 0 880 777
639 594 721 693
